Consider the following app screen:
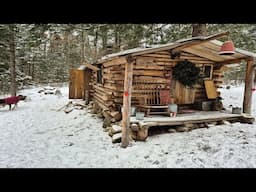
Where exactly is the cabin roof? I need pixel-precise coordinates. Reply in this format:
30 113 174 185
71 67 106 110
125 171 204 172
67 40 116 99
78 63 100 71
96 32 256 64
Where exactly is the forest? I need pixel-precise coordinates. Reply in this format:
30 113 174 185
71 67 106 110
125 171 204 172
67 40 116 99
1 24 256 94
1 24 256 168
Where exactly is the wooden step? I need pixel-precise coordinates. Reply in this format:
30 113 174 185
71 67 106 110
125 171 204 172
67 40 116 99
148 112 170 115
138 105 168 109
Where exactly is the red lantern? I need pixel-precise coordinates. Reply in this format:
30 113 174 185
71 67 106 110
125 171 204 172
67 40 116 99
219 40 235 55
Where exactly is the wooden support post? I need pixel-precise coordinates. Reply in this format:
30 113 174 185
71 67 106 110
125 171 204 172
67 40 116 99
121 56 134 148
243 58 255 114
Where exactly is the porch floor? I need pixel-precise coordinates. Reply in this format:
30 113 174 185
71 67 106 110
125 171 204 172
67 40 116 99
130 111 244 126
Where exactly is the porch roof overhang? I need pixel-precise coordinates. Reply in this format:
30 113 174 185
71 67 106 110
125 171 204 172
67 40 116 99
78 62 100 71
95 31 256 65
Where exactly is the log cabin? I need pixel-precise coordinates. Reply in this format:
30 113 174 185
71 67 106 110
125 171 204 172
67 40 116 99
70 31 256 146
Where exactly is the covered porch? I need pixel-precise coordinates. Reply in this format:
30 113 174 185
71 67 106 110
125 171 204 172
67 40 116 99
121 31 256 147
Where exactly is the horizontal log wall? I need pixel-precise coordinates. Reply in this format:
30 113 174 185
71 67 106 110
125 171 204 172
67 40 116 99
132 52 173 106
90 50 225 118
212 66 224 97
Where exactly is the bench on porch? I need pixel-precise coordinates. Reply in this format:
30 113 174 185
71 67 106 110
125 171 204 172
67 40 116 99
137 89 171 117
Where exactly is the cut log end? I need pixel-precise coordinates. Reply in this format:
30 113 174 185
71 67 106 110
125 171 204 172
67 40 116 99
112 133 122 143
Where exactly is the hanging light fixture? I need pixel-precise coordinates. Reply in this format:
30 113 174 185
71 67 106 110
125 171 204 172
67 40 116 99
219 36 235 55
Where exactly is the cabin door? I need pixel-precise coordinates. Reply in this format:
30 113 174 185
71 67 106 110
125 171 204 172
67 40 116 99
173 80 195 104
69 69 86 99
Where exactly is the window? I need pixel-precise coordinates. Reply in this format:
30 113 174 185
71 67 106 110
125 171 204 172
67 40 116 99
97 65 103 84
202 64 213 79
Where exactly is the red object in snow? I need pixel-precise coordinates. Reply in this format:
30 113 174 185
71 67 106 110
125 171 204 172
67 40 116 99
252 88 256 92
4 96 20 105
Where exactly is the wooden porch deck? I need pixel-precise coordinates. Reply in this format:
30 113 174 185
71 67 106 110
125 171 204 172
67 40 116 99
129 111 255 141
130 111 246 127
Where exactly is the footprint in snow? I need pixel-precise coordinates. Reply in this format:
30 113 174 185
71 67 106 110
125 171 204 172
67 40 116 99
35 131 46 135
65 142 74 146
175 158 184 164
144 155 150 159
153 160 160 165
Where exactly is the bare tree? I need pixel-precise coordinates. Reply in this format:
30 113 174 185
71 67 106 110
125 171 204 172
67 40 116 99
192 24 207 37
9 24 16 96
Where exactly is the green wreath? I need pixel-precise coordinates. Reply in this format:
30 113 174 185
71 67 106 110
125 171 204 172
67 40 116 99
172 60 201 88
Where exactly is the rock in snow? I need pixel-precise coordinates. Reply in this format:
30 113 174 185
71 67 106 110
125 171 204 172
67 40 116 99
112 133 122 143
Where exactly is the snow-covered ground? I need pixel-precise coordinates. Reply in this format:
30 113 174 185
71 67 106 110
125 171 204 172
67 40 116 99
0 84 256 168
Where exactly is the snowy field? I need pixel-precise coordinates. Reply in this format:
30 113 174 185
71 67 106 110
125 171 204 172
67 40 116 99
0 84 256 168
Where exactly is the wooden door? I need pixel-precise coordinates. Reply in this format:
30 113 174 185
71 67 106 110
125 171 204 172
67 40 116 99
69 69 86 99
173 80 195 104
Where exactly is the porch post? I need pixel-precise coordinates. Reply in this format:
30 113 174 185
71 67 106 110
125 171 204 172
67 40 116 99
243 58 255 114
121 56 134 148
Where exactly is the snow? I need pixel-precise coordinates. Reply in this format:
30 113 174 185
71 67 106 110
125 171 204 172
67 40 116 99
98 38 256 64
0 84 256 168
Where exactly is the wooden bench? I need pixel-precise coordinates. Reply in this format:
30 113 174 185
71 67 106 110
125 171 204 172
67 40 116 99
138 105 169 116
137 89 170 117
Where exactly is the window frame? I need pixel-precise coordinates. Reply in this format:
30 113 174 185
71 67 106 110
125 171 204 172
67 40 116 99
96 64 103 84
202 64 213 80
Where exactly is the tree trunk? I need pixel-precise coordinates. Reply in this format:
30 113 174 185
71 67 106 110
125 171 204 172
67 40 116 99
81 29 85 63
9 24 16 96
28 62 31 77
32 56 35 80
102 35 107 50
192 24 207 37
44 39 47 60
67 32 71 69
94 28 98 61
101 26 108 54
114 25 121 52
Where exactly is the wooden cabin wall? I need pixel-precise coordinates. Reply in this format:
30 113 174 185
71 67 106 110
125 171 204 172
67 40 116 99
135 51 226 104
138 51 216 103
212 66 224 97
89 50 225 119
180 51 224 102
132 51 174 105
90 57 127 120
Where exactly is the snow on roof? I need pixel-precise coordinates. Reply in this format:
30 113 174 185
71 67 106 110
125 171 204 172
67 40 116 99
99 35 222 61
77 65 86 70
97 35 256 63
100 42 175 61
